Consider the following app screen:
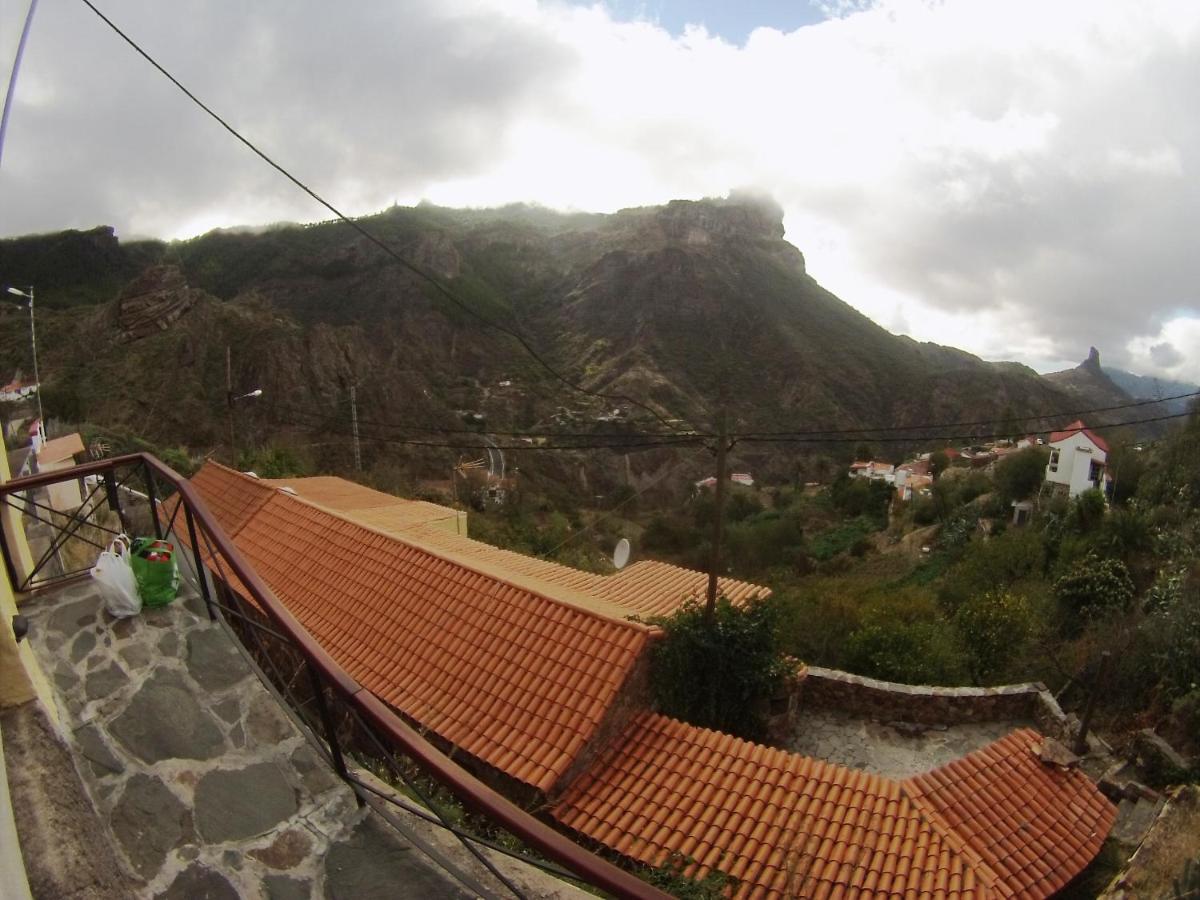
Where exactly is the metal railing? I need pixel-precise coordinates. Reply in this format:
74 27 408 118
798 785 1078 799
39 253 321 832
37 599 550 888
0 454 666 900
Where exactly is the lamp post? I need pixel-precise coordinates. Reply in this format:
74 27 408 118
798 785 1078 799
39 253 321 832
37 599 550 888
227 388 263 463
5 285 44 430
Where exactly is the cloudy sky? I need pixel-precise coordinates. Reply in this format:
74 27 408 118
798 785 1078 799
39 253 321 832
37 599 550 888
2 0 1199 382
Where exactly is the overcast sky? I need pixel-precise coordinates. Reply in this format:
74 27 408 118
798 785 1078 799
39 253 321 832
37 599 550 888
2 0 1199 383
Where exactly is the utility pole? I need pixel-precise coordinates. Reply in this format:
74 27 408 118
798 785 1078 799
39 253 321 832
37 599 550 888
226 345 236 461
349 385 362 471
705 408 730 620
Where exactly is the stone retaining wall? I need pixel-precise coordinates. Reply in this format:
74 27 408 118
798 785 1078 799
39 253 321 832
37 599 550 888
791 666 1074 740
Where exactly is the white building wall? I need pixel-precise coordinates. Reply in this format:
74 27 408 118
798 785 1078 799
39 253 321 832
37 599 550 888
1045 432 1107 497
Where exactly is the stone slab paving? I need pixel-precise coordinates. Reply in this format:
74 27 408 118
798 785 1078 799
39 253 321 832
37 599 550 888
20 580 588 899
787 708 1038 779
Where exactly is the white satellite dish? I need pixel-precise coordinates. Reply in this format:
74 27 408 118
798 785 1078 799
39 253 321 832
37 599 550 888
613 538 631 570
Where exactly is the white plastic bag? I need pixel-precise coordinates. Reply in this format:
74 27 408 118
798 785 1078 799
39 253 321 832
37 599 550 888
92 535 141 618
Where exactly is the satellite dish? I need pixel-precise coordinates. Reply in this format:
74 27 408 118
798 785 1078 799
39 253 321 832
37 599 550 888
613 538 631 570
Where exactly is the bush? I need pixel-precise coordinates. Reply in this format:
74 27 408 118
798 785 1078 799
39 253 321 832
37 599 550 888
843 621 966 685
953 591 1034 684
1053 555 1135 635
994 447 1049 502
649 597 787 741
1071 489 1108 533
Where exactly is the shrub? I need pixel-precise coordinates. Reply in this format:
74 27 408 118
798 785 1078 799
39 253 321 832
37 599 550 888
1053 555 1135 635
1070 489 1108 533
649 597 786 741
953 591 1034 684
843 621 966 685
994 447 1049 502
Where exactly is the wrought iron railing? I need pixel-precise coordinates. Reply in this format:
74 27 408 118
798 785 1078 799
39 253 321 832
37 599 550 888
0 454 666 900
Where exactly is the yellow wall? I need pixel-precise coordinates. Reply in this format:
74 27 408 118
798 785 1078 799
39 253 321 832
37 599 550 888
0 451 56 720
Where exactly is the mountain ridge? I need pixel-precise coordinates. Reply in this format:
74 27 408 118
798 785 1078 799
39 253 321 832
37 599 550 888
0 197 1153 488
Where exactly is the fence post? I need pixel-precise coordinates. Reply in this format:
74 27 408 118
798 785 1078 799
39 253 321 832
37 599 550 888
182 504 216 622
307 661 362 806
143 461 163 540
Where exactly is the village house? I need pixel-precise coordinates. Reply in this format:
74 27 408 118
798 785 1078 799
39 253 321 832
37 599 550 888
0 378 37 403
1045 419 1110 498
168 462 1114 897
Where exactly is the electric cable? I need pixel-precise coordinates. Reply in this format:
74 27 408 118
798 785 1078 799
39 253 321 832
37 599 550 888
77 0 683 431
266 388 1198 444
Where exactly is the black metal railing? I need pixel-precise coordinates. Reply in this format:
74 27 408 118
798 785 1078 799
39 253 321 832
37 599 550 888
0 454 665 900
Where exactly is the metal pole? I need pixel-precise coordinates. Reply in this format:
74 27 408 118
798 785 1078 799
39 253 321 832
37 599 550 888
350 385 362 472
143 460 163 540
27 287 44 428
182 504 215 621
705 408 729 619
306 661 361 805
103 469 129 534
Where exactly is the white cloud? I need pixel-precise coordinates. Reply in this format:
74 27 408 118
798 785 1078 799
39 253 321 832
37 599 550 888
2 0 1199 379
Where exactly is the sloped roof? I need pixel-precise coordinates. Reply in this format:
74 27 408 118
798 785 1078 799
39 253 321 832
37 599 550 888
552 717 1115 899
262 475 462 533
590 560 766 618
36 432 84 464
174 463 275 548
187 462 768 621
231 491 655 792
903 729 1117 898
1049 420 1109 453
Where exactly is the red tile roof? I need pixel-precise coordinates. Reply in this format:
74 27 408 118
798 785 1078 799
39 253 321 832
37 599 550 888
590 560 766 618
904 729 1117 898
230 491 655 792
184 462 276 539
185 463 768 621
262 475 463 534
1049 420 1109 453
553 717 1115 899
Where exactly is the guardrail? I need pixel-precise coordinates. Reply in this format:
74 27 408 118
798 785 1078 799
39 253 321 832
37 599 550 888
0 453 666 900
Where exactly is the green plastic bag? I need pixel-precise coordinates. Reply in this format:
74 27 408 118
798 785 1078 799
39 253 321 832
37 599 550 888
129 537 180 608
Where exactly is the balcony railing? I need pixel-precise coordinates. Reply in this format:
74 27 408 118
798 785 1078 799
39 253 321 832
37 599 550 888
0 453 666 900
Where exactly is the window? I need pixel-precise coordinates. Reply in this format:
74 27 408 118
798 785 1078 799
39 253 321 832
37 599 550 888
1089 460 1103 483
1049 448 1060 472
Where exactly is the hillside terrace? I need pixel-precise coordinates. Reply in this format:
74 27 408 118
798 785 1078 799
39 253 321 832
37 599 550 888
1 454 1118 897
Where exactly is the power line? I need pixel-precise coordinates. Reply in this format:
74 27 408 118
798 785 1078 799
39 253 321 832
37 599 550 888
267 416 703 452
77 0 682 431
267 388 1198 444
736 408 1195 445
730 389 1200 439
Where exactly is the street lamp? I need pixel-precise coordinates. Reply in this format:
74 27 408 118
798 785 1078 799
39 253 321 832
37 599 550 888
5 285 44 430
227 386 263 461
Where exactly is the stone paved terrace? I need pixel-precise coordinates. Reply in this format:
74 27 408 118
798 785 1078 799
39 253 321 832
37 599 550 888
786 708 1039 779
9 579 589 899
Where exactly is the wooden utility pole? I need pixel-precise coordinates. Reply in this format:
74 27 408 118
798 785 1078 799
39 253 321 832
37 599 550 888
349 385 362 471
225 345 236 461
705 409 729 620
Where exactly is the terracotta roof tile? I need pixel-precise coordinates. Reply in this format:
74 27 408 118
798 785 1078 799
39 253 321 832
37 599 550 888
554 717 1115 900
225 490 653 792
903 729 1117 899
590 560 768 617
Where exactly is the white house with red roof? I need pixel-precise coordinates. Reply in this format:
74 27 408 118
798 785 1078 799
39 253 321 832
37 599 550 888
1045 420 1110 497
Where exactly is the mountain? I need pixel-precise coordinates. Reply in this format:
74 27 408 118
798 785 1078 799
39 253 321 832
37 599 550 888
0 197 1133 489
1103 366 1199 416
1042 347 1134 408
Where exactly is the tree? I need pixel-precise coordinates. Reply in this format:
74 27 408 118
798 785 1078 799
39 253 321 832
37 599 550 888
1053 555 1134 634
929 450 950 479
649 597 786 741
993 447 1048 502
